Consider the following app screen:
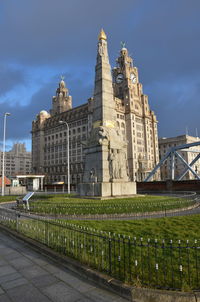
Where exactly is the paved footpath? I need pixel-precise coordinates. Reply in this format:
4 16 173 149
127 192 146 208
0 231 127 302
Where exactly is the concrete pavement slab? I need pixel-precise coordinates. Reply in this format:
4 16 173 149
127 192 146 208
0 259 7 266
0 287 4 295
7 284 52 302
0 272 22 284
31 274 59 288
20 265 48 279
76 299 94 302
0 265 17 277
3 251 23 261
9 257 33 269
43 263 63 274
42 281 83 302
0 294 12 302
0 248 15 256
1 277 28 290
31 256 49 267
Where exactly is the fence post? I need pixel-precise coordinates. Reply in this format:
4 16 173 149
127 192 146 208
128 236 131 283
16 213 19 232
195 240 199 288
109 236 112 274
123 235 126 280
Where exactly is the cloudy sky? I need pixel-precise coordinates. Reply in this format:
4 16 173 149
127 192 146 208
0 0 199 151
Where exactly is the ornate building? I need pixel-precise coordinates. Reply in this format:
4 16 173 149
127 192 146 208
32 30 159 188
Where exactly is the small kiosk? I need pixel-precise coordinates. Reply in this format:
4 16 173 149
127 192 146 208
16 175 45 191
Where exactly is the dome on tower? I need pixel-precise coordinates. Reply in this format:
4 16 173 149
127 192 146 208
37 110 50 122
60 79 66 89
120 41 128 52
40 110 49 116
98 29 107 40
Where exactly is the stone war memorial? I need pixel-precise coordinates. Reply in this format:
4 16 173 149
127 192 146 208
78 30 136 197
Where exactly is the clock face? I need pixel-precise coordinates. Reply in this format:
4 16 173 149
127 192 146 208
116 73 124 84
130 73 136 83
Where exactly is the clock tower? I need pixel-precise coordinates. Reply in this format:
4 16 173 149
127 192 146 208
112 44 159 181
113 45 141 113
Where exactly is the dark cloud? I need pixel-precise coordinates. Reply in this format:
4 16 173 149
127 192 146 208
148 78 200 137
0 83 53 143
0 65 25 96
0 73 93 144
123 0 200 83
0 0 129 65
0 0 200 149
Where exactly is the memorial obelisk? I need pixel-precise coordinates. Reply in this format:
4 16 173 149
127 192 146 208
78 30 136 197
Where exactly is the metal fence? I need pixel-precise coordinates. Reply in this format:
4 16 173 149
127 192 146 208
0 206 199 291
18 192 200 220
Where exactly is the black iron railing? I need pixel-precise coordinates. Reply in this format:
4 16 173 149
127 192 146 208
0 206 199 291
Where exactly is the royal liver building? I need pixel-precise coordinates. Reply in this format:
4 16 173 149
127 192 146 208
32 30 159 189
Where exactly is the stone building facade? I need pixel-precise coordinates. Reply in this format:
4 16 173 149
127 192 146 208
159 135 200 180
32 31 159 188
0 143 32 178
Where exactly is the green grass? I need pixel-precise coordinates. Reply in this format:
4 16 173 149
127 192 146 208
69 215 200 241
0 195 18 203
32 194 185 204
26 194 194 216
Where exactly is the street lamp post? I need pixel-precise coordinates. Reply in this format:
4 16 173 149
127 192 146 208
59 121 70 194
1 113 11 196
